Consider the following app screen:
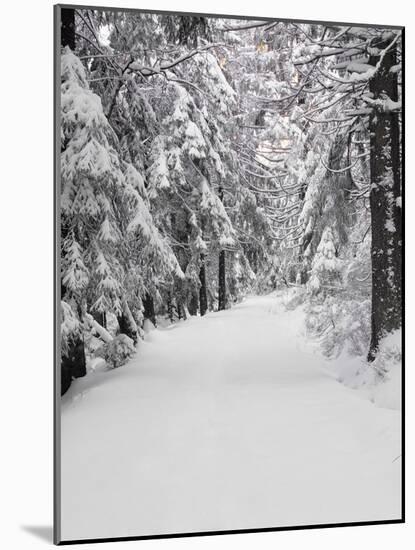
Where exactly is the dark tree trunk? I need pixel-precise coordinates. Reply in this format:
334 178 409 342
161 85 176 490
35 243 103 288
60 15 86 395
367 35 402 361
167 292 175 323
60 289 86 395
92 311 106 329
143 293 157 326
298 228 312 285
178 303 189 320
188 292 199 316
217 185 227 311
60 293 87 396
218 249 226 310
199 255 208 316
61 334 87 395
61 7 75 50
117 313 138 344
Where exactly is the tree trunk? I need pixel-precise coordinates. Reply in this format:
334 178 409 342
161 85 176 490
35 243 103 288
199 255 208 316
367 35 402 361
188 292 199 316
60 14 86 396
117 315 134 342
143 293 157 327
61 293 86 396
61 7 75 50
117 314 137 344
167 291 175 323
217 185 227 311
92 311 106 329
218 249 226 310
61 334 86 395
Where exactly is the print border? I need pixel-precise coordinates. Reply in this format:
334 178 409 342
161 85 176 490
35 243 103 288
53 4 405 545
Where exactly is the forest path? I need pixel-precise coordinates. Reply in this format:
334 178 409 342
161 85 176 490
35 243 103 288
61 293 401 541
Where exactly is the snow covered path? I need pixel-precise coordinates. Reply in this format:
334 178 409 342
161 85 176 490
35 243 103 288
60 294 401 541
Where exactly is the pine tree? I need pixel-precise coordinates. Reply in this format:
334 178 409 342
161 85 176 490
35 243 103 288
58 11 402 382
60 9 86 395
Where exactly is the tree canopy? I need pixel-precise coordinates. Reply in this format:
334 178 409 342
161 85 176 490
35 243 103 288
59 8 402 394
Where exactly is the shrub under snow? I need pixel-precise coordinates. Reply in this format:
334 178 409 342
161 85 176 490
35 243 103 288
332 329 402 410
282 286 306 311
370 330 402 410
306 296 371 358
96 334 136 369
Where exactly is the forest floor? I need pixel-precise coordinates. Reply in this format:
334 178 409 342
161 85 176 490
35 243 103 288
60 293 402 541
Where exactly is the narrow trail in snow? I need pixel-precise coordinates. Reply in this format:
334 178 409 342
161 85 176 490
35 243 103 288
61 293 401 541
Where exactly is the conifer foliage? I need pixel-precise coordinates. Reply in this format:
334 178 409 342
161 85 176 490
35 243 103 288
59 9 402 394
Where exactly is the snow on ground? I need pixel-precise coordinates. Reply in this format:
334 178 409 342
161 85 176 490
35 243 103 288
60 293 401 541
327 329 402 411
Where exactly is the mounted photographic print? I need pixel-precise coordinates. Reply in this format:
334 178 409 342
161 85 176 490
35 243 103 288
54 3 404 544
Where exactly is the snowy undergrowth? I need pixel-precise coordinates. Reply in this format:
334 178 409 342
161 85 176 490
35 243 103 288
76 312 186 382
334 330 402 411
282 286 401 410
95 334 136 369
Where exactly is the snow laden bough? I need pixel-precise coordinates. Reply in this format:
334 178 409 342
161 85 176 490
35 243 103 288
60 48 184 394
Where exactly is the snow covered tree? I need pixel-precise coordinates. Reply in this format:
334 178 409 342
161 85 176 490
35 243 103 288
308 227 341 294
241 22 402 361
60 33 184 390
61 47 125 314
58 9 402 393
60 9 86 394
